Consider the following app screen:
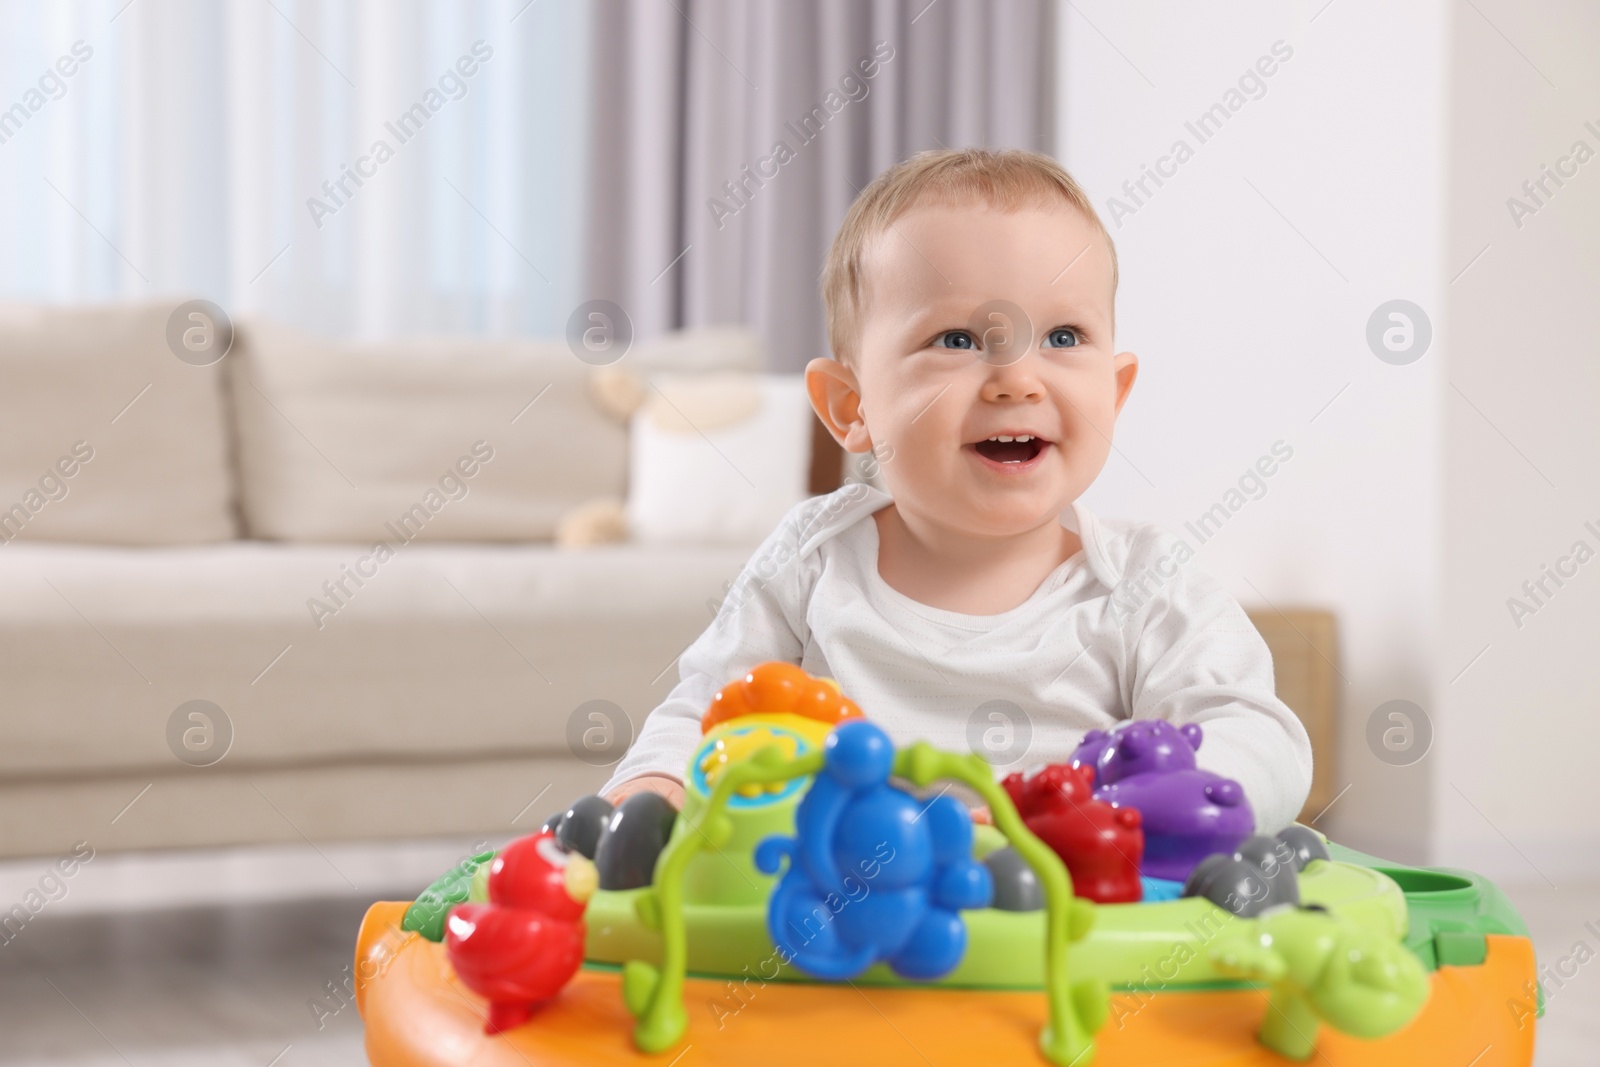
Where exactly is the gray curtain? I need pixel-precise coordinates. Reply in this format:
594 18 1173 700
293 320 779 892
585 0 1057 372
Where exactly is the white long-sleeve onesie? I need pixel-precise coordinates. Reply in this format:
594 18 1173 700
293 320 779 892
603 483 1313 834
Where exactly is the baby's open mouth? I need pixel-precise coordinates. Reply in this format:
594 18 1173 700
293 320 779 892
971 434 1048 465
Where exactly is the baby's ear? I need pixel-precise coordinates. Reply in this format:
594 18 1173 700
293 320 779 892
805 357 873 454
1112 350 1139 416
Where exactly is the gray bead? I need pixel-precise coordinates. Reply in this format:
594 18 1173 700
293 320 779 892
1275 825 1330 871
594 792 678 891
1183 831 1307 917
983 846 1044 912
1183 854 1274 916
1235 835 1300 908
555 795 614 859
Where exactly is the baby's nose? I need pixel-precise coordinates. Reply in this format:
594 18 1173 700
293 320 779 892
978 357 1047 401
980 375 1046 402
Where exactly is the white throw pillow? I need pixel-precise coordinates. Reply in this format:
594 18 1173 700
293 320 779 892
0 301 237 545
627 374 812 545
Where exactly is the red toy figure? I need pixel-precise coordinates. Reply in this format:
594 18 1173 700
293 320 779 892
1002 763 1145 903
445 830 597 1034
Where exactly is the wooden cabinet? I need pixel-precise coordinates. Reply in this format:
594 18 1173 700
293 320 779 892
1246 609 1340 824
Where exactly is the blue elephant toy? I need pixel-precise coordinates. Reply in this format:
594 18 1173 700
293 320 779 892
754 720 993 981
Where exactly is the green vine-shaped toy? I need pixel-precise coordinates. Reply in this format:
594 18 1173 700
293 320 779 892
621 738 1107 1066
894 742 1106 1065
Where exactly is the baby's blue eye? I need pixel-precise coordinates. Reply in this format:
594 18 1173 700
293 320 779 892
934 330 976 350
1043 327 1080 348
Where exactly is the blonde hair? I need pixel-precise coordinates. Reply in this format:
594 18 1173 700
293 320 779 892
821 148 1117 363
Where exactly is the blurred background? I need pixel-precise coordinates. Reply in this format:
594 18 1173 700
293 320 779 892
0 0 1596 1064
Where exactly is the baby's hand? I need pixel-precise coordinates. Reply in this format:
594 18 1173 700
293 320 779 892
605 774 684 810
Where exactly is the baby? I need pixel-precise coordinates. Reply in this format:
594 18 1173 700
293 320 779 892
601 148 1312 834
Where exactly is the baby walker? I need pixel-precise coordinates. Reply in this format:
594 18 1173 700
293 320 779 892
354 663 1539 1065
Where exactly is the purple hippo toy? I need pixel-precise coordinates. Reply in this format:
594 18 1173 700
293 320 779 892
1068 728 1114 778
1069 720 1254 883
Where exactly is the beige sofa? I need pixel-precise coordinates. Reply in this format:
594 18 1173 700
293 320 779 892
0 303 766 859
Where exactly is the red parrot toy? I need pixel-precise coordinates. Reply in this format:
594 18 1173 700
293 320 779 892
1002 762 1145 903
444 829 597 1034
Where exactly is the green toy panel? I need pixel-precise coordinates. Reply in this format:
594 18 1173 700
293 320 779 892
1324 840 1535 1010
583 855 1407 991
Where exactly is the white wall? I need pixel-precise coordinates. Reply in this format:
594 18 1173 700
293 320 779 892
1058 0 1449 863
1440 2 1600 881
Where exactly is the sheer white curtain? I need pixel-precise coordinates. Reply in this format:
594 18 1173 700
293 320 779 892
0 0 590 339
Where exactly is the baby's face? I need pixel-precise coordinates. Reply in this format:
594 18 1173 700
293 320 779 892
842 200 1136 539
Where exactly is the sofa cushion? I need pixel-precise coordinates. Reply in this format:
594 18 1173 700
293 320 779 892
230 321 764 542
0 302 237 545
629 374 813 545
0 541 753 777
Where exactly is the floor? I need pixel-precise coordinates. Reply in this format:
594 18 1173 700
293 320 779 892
1498 880 1600 1065
0 865 1593 1066
0 895 368 1066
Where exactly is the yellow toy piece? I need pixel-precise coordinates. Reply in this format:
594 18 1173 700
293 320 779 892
698 722 808 797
